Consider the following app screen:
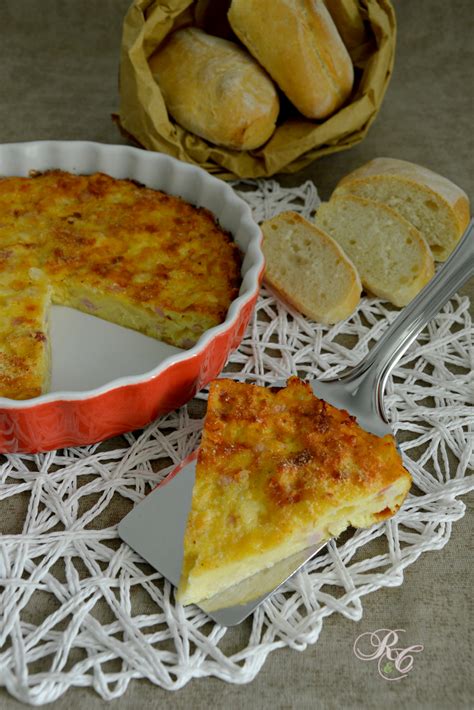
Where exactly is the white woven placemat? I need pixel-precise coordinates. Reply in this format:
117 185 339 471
0 181 472 705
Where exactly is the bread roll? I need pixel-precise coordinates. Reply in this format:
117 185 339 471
315 195 435 307
333 157 470 261
261 211 361 324
149 27 279 151
228 0 354 119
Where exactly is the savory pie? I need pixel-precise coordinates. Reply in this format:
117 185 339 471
177 377 412 606
0 245 51 399
0 170 241 399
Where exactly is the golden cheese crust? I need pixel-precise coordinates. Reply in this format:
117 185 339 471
0 170 242 399
177 377 412 605
0 246 51 399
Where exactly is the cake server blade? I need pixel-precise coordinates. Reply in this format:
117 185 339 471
118 451 327 626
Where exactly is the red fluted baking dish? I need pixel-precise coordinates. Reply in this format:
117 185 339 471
0 142 264 453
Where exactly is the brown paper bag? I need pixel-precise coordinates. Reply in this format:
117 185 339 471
117 0 396 180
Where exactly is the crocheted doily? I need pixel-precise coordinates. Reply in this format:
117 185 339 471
0 181 472 705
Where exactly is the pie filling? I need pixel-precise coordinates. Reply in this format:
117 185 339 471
176 378 412 607
0 170 242 399
178 478 408 606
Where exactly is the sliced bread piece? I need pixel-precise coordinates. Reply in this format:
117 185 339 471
333 157 470 261
261 211 361 324
315 195 435 307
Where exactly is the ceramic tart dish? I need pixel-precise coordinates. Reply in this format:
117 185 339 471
0 141 264 453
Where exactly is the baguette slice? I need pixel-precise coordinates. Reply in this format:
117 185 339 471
315 195 435 307
333 157 470 261
261 211 361 324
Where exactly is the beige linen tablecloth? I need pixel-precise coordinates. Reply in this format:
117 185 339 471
0 1 472 708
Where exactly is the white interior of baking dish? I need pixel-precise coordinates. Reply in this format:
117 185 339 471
0 141 264 406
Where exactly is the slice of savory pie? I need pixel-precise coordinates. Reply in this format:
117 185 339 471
0 170 242 399
176 377 412 606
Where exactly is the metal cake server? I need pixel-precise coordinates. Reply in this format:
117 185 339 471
308 219 473 438
118 220 473 626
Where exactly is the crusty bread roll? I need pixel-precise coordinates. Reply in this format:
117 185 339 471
333 157 471 261
149 27 279 151
315 195 435 307
261 211 361 324
228 0 354 119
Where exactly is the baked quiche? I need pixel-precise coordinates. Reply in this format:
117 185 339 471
0 246 51 399
0 170 241 399
177 377 412 606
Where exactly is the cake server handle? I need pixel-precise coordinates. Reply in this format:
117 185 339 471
339 219 474 413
